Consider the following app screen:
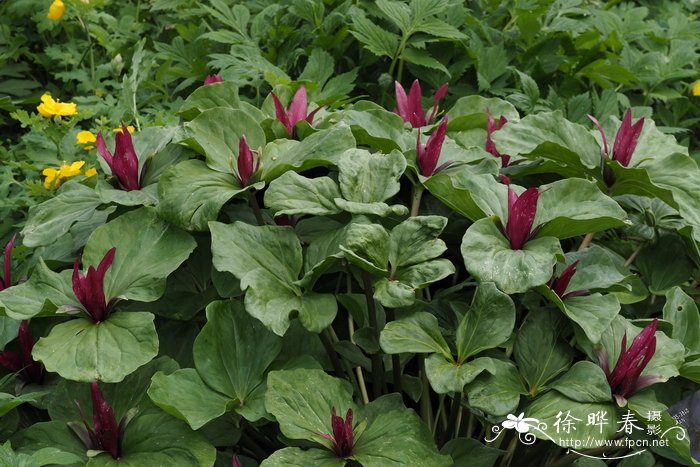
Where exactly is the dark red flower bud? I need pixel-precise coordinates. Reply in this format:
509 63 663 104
204 74 224 85
599 319 660 405
394 80 448 128
486 110 510 167
0 233 17 291
96 124 142 191
72 248 116 323
416 117 449 176
319 407 354 458
548 260 588 299
505 186 540 250
0 320 44 385
270 85 321 136
236 136 259 187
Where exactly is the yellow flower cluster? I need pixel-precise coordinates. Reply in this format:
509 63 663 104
693 81 700 97
76 130 96 150
42 161 96 189
47 0 65 20
114 125 136 134
37 93 77 118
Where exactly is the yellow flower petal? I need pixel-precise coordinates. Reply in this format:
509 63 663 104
47 0 65 20
85 168 97 177
36 92 77 117
83 145 95 151
60 161 86 178
693 81 700 97
76 130 97 144
42 167 59 189
113 125 135 134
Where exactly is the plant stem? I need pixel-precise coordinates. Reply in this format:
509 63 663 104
348 312 370 405
76 14 96 83
411 184 424 217
500 435 519 467
385 308 403 394
624 243 644 267
362 271 383 399
419 355 433 429
319 329 346 379
248 191 265 226
443 393 462 443
432 395 445 436
577 232 594 251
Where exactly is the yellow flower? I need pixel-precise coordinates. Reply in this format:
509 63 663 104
85 168 97 177
83 145 95 151
42 161 86 189
76 130 96 145
693 81 700 97
113 125 136 134
37 93 77 118
47 0 65 20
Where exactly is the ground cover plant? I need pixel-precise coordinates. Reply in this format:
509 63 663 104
1 0 700 466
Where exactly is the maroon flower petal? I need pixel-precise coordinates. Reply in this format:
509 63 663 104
237 136 254 187
287 86 309 131
91 382 121 459
505 187 540 250
270 92 292 135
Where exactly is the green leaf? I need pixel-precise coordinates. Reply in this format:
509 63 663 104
379 312 452 359
340 223 390 275
425 354 484 394
544 290 620 345
375 0 411 32
261 447 342 467
352 406 452 467
461 219 562 294
264 171 342 216
0 260 73 320
446 95 519 132
400 48 449 75
535 179 627 239
350 16 400 58
0 392 46 418
466 358 525 416
83 207 197 302
550 361 612 403
562 245 629 292
186 108 266 173
93 409 216 466
663 287 700 355
492 111 601 175
423 170 504 221
148 369 231 429
456 283 515 361
179 82 242 120
627 392 695 466
265 369 355 444
636 235 694 294
514 309 573 396
194 300 281 421
441 438 504 467
337 102 408 153
13 422 87 463
21 183 104 248
32 312 158 383
525 392 618 447
95 181 158 207
48 357 177 422
157 160 248 231
388 216 448 269
210 222 337 335
414 18 466 39
261 124 356 182
338 149 406 205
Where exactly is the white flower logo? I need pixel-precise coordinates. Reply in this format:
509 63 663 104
502 413 539 433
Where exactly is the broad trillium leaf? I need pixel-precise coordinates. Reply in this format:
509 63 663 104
461 218 562 294
210 221 337 335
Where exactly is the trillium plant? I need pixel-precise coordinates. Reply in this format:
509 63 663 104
1 56 699 467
